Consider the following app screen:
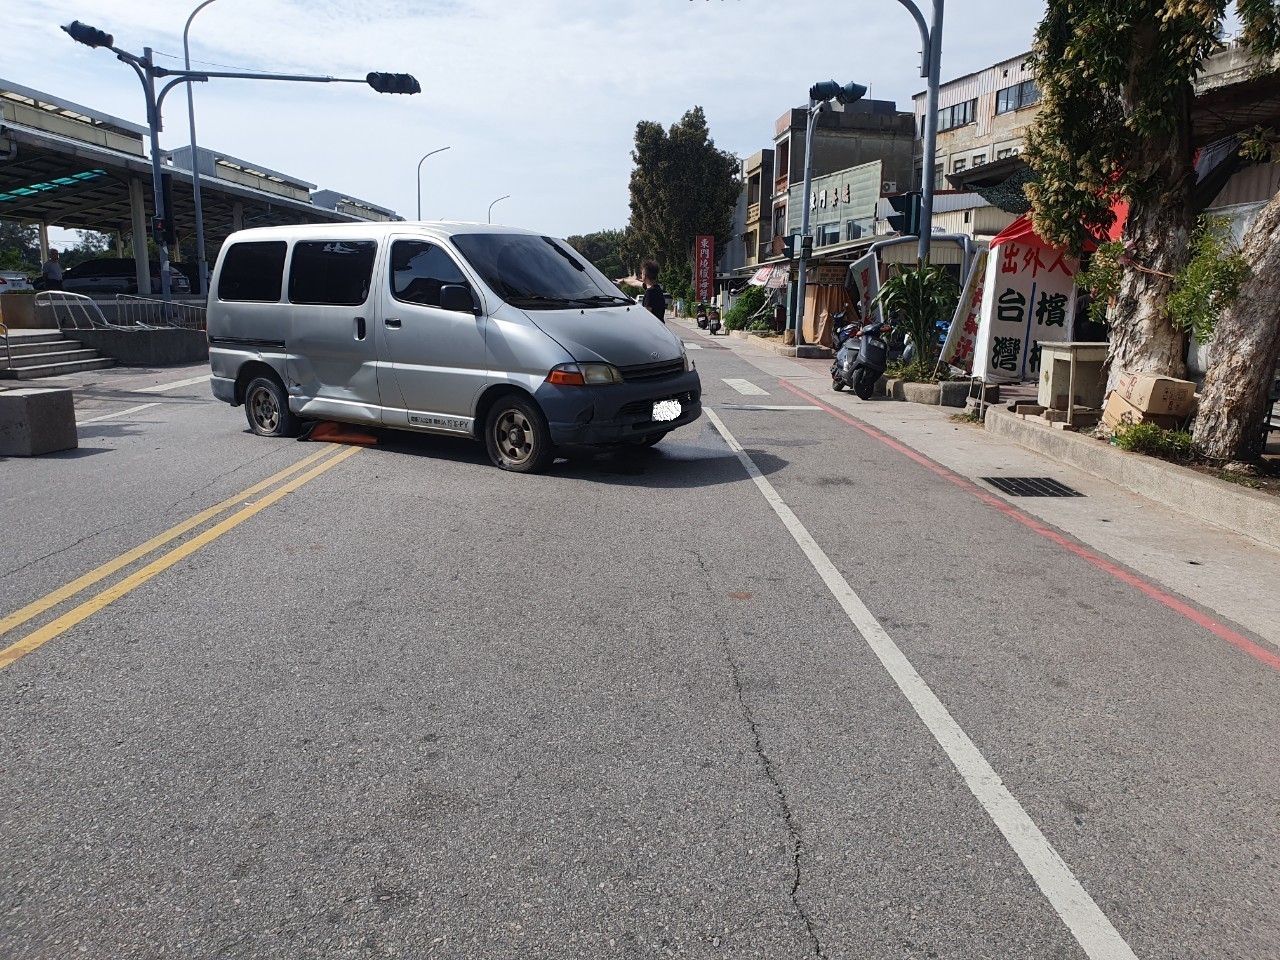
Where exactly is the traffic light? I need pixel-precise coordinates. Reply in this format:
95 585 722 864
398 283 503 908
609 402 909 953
809 80 867 105
781 234 798 259
366 72 421 95
62 20 113 48
886 192 921 235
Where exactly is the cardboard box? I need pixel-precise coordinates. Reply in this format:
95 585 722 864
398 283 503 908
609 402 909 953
1102 392 1182 432
1112 372 1197 416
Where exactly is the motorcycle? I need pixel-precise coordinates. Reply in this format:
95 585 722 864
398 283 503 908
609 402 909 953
695 305 708 329
831 311 891 400
707 307 723 336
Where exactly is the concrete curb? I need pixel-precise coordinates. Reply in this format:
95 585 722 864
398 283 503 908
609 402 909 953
741 332 832 359
986 404 1280 551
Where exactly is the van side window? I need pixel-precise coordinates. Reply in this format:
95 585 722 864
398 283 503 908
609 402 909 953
288 240 377 306
391 240 469 307
218 241 287 302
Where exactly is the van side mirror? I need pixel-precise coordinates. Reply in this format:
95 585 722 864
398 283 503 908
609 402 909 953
439 284 477 314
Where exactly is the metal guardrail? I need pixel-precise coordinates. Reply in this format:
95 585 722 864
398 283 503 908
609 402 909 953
34 291 116 330
113 294 207 331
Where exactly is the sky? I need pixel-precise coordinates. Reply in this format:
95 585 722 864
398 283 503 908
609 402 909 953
9 0 1047 242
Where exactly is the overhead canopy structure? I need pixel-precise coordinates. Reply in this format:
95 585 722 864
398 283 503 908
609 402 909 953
0 78 382 261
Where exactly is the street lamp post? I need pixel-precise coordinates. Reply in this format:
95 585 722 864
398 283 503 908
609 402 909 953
416 146 450 220
62 19 420 304
183 0 219 297
794 81 866 347
892 0 945 263
488 195 510 224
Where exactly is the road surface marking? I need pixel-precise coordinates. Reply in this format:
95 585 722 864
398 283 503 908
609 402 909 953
0 444 360 672
0 444 342 643
77 402 161 425
705 406 1138 960
137 375 209 393
722 378 769 396
781 379 1280 670
717 404 820 411
682 342 704 350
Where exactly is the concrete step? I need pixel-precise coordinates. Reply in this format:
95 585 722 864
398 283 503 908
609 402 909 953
6 349 104 368
5 339 92 357
0 330 66 346
0 358 115 380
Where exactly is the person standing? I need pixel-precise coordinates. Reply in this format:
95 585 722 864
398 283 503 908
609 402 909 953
640 260 665 323
41 248 63 290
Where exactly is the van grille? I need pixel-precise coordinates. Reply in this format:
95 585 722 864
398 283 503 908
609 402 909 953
618 390 698 419
618 358 684 382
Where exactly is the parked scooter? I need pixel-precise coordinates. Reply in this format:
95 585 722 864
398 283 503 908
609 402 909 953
707 306 723 335
831 310 891 400
695 304 709 329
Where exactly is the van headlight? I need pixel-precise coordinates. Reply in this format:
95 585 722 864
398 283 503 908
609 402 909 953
545 362 623 386
681 343 695 372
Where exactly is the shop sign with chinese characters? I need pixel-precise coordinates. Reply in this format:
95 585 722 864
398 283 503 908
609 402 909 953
940 250 989 375
971 240 1076 383
694 235 715 301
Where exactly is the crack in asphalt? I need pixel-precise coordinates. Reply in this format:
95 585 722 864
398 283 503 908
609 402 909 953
0 517 136 582
725 650 824 958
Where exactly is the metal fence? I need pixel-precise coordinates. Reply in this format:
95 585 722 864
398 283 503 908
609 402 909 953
112 295 207 331
34 291 115 330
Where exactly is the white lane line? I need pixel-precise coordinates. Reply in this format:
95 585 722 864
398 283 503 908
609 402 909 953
722 378 769 396
137 375 209 393
682 342 704 350
717 404 821 411
704 407 1138 960
76 402 161 425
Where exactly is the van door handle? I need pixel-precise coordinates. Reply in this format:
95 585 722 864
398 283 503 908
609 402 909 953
354 316 366 340
384 317 401 329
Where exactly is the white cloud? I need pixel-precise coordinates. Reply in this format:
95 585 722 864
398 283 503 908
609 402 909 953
11 0 1046 238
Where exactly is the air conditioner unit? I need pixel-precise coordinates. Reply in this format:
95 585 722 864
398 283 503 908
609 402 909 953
881 181 897 194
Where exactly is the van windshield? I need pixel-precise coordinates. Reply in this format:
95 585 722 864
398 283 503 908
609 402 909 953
451 233 633 310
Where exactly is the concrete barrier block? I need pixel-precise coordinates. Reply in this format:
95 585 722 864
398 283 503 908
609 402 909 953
0 387 77 456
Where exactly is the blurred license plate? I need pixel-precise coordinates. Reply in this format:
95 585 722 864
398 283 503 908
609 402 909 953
652 399 682 422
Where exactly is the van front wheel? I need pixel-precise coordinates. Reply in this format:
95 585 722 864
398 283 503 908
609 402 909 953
485 395 554 473
244 376 300 437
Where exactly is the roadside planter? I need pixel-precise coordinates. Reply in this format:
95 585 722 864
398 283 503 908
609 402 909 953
877 376 969 407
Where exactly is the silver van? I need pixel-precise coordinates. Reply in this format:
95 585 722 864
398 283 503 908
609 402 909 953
207 222 701 472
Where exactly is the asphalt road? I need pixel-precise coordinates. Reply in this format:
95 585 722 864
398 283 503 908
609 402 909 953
1 334 1277 959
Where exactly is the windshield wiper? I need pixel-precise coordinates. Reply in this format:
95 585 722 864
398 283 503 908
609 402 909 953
570 295 634 306
506 295 581 308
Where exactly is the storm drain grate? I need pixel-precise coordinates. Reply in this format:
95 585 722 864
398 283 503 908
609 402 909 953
981 476 1084 498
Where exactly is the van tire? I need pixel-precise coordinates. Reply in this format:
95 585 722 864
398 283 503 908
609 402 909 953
485 395 554 473
244 375 300 438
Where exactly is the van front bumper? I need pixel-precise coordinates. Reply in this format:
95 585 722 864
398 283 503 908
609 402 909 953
536 371 702 445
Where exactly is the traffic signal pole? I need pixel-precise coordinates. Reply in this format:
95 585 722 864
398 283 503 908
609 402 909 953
892 0 944 264
62 21 419 303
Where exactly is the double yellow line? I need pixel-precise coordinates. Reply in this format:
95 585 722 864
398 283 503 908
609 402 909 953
0 442 360 671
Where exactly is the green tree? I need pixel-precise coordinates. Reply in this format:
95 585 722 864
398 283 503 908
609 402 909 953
627 106 740 283
565 228 628 281
0 220 40 271
1022 0 1280 462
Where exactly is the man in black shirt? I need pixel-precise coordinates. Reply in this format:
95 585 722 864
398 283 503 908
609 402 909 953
641 260 665 323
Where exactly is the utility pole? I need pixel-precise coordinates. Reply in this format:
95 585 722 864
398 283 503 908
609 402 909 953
892 0 945 263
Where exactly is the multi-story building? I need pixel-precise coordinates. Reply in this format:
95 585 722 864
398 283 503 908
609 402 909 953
740 149 774 268
311 189 399 222
912 52 1042 193
771 99 916 246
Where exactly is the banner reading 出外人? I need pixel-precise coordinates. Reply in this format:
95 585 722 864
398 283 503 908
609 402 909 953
971 231 1077 383
940 249 989 375
694 236 715 302
847 251 882 325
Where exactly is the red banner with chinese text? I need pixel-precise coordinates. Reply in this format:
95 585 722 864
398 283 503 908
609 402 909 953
694 236 715 302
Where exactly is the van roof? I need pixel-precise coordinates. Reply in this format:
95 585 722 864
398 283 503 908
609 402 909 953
222 221 547 243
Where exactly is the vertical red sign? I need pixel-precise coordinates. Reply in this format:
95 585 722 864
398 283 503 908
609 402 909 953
695 235 715 302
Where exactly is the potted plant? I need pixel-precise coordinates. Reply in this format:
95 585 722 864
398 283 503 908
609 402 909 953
872 261 964 405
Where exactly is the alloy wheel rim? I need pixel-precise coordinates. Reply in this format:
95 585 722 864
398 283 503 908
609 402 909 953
494 409 533 464
250 386 280 432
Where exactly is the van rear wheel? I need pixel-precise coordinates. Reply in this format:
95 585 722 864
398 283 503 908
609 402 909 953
485 395 554 473
244 376 300 437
